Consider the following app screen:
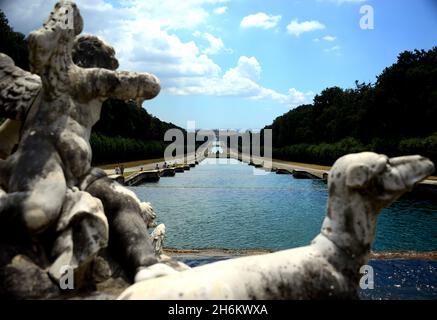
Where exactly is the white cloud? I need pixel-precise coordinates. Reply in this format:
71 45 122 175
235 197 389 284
115 20 222 80
322 35 336 41
286 19 326 36
240 12 282 30
2 0 232 32
2 0 311 107
214 6 228 15
324 45 341 53
122 0 218 30
2 0 228 84
167 56 313 106
193 32 226 55
228 56 261 82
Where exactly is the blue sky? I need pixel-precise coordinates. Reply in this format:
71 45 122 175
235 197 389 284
2 0 437 129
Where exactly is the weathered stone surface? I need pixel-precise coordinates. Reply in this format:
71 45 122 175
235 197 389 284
140 202 158 229
118 153 434 300
0 120 21 159
0 0 161 235
158 254 191 272
92 256 113 283
0 1 164 299
0 53 41 121
150 223 165 256
49 189 108 284
72 35 119 70
0 51 41 160
2 255 60 300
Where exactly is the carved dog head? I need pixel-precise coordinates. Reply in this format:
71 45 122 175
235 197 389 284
28 1 83 74
321 152 434 257
333 152 434 207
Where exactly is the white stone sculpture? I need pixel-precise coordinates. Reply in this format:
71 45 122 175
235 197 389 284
150 224 166 256
0 2 159 234
118 152 434 300
0 1 171 297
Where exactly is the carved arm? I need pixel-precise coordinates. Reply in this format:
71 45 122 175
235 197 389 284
79 68 160 102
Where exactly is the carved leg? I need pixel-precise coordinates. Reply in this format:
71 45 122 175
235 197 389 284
0 185 66 235
85 177 158 277
1 151 66 234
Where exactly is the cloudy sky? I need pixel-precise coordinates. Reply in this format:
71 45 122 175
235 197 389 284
1 0 436 129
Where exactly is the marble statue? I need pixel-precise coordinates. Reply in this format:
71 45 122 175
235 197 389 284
150 224 166 256
118 152 434 299
0 1 175 297
0 1 159 233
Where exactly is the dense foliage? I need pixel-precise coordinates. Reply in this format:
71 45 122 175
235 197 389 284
0 10 29 71
92 99 184 164
0 11 28 125
90 133 166 164
94 99 179 142
266 47 437 165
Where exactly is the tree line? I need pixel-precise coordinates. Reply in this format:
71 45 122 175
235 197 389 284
92 98 184 164
265 47 437 166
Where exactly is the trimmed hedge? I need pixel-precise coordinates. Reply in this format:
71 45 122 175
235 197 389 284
90 133 165 165
273 134 437 166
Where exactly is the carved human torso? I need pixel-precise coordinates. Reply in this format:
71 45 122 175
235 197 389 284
18 66 104 185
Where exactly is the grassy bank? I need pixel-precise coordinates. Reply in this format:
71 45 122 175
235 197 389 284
98 158 164 170
273 157 436 180
97 156 437 180
91 133 166 165
272 159 331 171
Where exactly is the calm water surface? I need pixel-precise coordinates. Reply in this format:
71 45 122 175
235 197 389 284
132 159 437 251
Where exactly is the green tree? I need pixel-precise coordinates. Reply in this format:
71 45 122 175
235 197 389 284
0 10 29 70
266 47 437 166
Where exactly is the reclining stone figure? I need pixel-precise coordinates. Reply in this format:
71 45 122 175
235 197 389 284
118 152 434 299
0 1 175 294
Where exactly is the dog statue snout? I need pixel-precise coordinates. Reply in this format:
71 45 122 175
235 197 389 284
388 155 435 189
